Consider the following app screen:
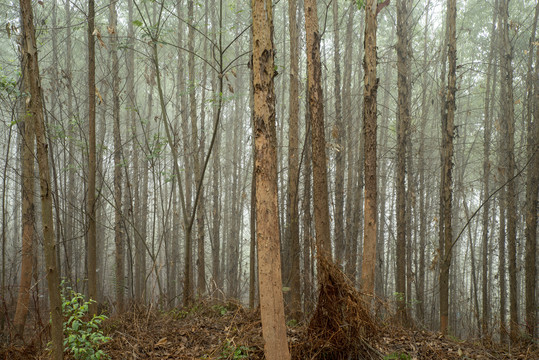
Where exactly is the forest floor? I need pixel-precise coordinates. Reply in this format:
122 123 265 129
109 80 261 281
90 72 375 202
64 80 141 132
0 298 537 359
1 258 537 360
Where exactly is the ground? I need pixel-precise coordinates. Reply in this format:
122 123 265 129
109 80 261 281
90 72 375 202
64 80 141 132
0 299 537 359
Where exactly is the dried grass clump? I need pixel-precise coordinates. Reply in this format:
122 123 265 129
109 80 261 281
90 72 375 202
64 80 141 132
300 255 381 359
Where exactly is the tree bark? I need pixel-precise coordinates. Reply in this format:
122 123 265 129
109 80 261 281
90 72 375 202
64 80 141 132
110 0 124 313
332 0 344 267
396 0 411 325
286 0 301 320
440 0 456 336
524 42 539 342
252 0 291 358
498 0 518 343
481 0 498 337
19 0 63 356
87 0 98 316
13 57 34 338
361 0 379 302
305 0 331 269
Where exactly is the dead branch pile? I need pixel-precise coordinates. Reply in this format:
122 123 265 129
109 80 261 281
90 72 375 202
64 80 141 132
294 255 381 359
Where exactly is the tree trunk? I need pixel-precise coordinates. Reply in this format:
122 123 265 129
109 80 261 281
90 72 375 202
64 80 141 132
332 0 344 267
498 0 518 343
524 4 539 340
302 97 313 314
19 0 63 356
396 0 411 325
252 0 291 358
87 0 98 316
481 0 498 337
110 0 124 313
13 62 34 338
361 0 379 302
440 0 456 336
524 43 539 342
286 0 301 320
343 5 357 282
305 0 331 267
64 0 75 285
416 0 431 322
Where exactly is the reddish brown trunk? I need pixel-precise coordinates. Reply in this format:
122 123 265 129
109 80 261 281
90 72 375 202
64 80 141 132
360 0 379 302
252 0 290 358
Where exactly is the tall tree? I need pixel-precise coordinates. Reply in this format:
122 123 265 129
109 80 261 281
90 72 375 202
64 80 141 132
439 0 456 336
360 0 381 301
524 44 539 342
305 0 331 264
396 0 411 325
498 0 518 343
13 52 34 338
481 0 498 336
19 0 63 356
127 0 144 304
110 0 124 313
286 0 301 319
524 3 539 340
252 0 290 358
64 0 75 286
332 0 345 266
87 0 98 316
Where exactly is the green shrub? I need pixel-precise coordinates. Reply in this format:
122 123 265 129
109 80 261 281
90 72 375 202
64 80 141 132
60 282 110 360
212 304 228 316
218 340 252 359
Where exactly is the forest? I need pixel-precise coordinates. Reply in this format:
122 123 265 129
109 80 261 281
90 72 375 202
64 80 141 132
0 0 538 358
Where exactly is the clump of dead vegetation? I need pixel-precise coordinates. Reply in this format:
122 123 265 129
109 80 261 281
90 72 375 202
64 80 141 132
292 254 381 359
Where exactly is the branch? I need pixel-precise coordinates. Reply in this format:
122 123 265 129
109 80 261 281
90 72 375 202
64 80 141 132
376 0 390 16
447 146 539 257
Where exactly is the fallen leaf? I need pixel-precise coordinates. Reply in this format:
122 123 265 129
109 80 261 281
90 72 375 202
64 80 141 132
155 337 168 347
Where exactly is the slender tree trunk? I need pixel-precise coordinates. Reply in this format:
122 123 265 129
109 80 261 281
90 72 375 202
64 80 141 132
416 1 431 322
482 0 498 337
376 36 392 298
361 0 379 302
343 5 356 281
49 0 62 280
127 0 142 305
252 0 290 357
19 0 63 356
1 123 13 333
64 0 75 286
524 41 539 341
396 0 411 325
302 100 313 314
304 0 331 266
332 0 344 267
524 4 539 340
440 0 456 336
249 140 256 308
286 0 301 319
110 0 124 313
498 0 518 343
211 129 222 296
13 63 34 338
87 0 98 316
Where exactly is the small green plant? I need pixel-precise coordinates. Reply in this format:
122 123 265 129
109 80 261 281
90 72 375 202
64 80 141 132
218 340 251 359
61 282 110 360
286 319 298 327
167 308 189 320
212 304 228 316
384 352 411 360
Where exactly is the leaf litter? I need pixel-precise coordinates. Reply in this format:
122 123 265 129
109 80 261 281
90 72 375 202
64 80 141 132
1 263 537 360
